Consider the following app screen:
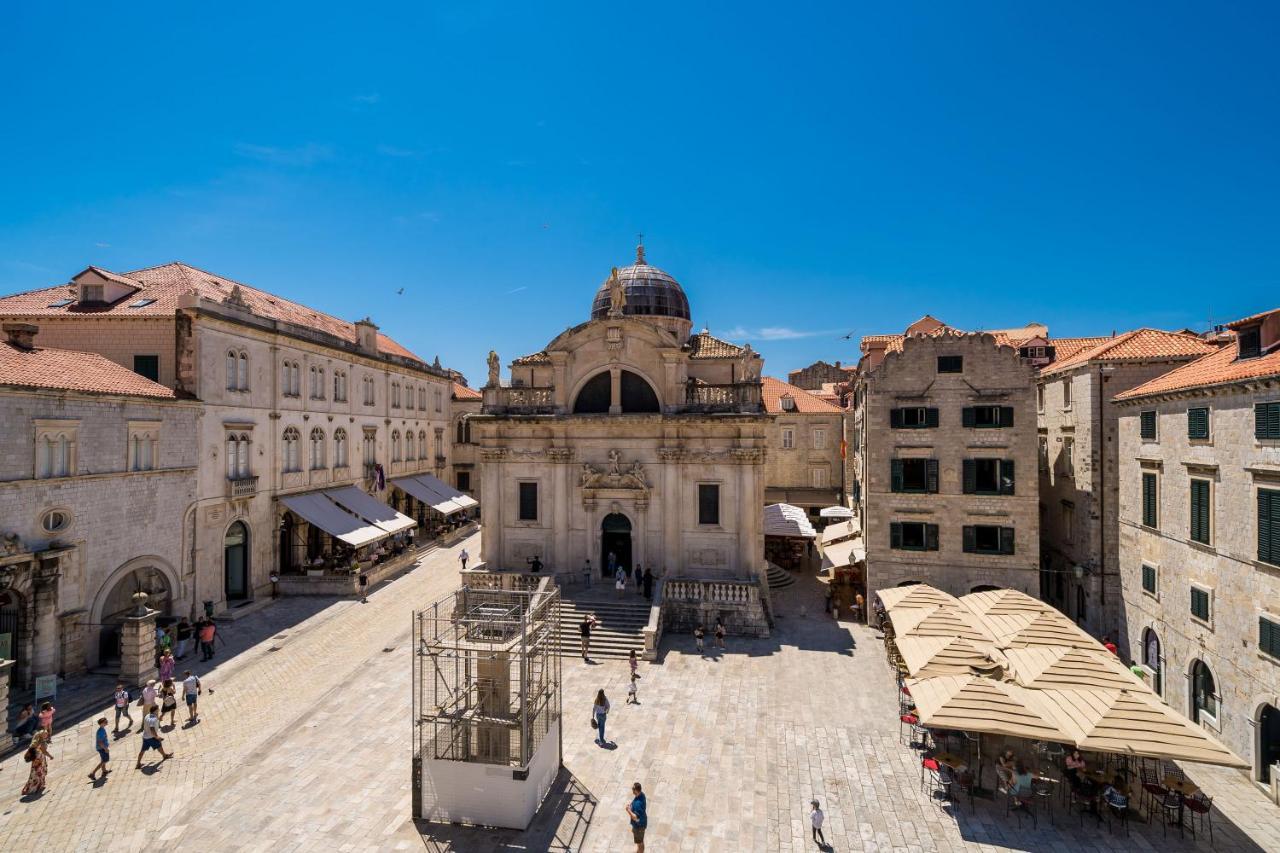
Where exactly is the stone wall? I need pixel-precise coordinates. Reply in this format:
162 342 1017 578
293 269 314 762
787 360 852 391
764 410 845 508
21 317 177 388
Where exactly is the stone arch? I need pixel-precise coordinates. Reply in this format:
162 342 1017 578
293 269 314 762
90 555 181 628
1254 700 1280 784
568 365 663 414
89 555 180 669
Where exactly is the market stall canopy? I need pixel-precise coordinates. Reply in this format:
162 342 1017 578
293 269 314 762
280 492 388 548
980 609 1098 650
820 539 865 571
391 474 478 515
891 604 993 644
417 473 479 509
959 589 1054 619
820 518 860 546
1038 688 1249 768
876 584 959 612
1001 646 1145 693
819 505 853 519
763 503 816 539
896 636 1004 679
326 485 417 534
906 674 1075 743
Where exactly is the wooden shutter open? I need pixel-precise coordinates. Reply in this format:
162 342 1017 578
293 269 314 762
962 407 976 428
1000 406 1015 427
925 524 939 551
890 408 903 429
999 527 1016 555
890 521 903 549
962 525 976 553
890 459 904 493
926 459 939 493
962 459 976 494
1001 459 1015 495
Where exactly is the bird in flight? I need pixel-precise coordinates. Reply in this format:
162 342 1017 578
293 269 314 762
839 331 855 340
396 288 405 295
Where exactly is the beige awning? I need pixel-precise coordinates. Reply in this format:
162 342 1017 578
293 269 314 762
959 588 1055 619
876 584 959 612
280 492 387 548
325 485 417 535
981 609 1099 650
1037 688 1249 768
906 675 1076 743
820 539 865 571
890 604 993 644
820 518 860 546
896 636 1004 679
1002 646 1146 693
764 503 817 539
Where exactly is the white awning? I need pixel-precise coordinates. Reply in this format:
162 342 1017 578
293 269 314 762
821 538 865 570
325 485 417 534
280 492 387 548
819 505 853 519
390 475 476 515
820 518 860 545
763 503 817 539
416 473 479 510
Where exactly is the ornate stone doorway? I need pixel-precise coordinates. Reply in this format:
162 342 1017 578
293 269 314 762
224 521 250 601
600 513 632 577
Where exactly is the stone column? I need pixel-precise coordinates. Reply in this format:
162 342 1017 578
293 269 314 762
609 367 622 414
119 604 158 688
58 611 89 678
552 452 569 572
479 449 506 566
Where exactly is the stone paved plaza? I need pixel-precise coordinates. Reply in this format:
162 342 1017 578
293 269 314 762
1 532 1277 852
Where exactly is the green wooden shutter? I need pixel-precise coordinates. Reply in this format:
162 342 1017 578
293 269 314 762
925 524 939 551
1142 473 1158 528
890 459 904 493
1261 617 1280 659
962 526 976 553
962 459 976 494
890 408 903 429
926 459 939 494
1257 402 1280 440
1190 479 1211 544
1260 488 1279 565
1140 411 1156 440
999 527 1016 555
1190 587 1210 620
1000 406 1015 428
1142 565 1156 593
1001 460 1015 495
1188 407 1210 439
890 522 903 549
962 407 976 428
925 408 939 428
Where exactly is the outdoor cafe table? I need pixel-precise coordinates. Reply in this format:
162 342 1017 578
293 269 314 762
934 752 966 769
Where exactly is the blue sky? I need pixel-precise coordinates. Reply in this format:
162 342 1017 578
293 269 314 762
2 2 1276 383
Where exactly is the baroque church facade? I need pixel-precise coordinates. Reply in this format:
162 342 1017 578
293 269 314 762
475 247 769 585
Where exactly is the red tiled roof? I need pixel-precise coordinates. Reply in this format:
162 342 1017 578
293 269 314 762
1115 339 1280 400
0 342 177 398
862 323 1047 354
1039 328 1218 377
762 376 844 414
1050 336 1113 361
511 350 551 366
451 381 482 400
0 262 425 364
1226 307 1280 329
687 331 745 359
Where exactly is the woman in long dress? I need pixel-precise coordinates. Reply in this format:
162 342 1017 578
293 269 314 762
21 730 52 796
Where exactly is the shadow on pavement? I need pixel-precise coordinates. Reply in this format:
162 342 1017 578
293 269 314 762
416 767 597 852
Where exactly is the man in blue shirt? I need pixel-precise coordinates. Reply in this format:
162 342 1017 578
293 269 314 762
90 717 110 780
626 781 647 851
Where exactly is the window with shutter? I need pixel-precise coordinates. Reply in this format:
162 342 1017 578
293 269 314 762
962 407 976 428
698 484 720 525
890 521 930 550
967 406 1011 428
1256 402 1280 440
890 521 903 549
1237 327 1262 360
889 408 903 429
1140 410 1157 441
1190 587 1211 621
1141 564 1157 594
926 459 939 494
890 459 904 492
925 524 939 551
1259 488 1280 566
925 408 939 428
893 459 932 493
1260 617 1280 659
1190 479 1211 544
1144 475 1161 526
962 459 977 494
999 527 1015 555
1187 407 1210 440
1000 460 1015 495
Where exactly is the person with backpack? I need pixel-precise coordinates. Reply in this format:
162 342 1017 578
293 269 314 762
183 670 203 724
112 682 134 735
20 730 52 796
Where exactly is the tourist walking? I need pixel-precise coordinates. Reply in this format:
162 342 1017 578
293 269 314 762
614 566 626 598
458 548 469 571
159 649 176 682
632 563 642 594
714 619 726 650
37 701 56 736
140 679 158 715
135 708 173 768
358 569 369 603
11 703 37 743
592 689 610 745
626 674 639 705
183 670 202 723
853 593 865 623
579 614 598 659
174 617 193 660
626 782 648 851
582 559 592 588
642 566 653 600
694 624 705 654
160 680 179 727
198 619 217 661
810 800 826 846
89 717 110 781
113 683 133 734
20 730 52 796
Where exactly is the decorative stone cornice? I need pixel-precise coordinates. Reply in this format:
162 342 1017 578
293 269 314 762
479 448 509 462
547 447 575 462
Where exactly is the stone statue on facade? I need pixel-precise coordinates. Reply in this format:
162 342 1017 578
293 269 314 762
626 461 647 488
486 350 500 387
739 343 760 381
607 449 622 475
607 267 626 318
580 462 600 487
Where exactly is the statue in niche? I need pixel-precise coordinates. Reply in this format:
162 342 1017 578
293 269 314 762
607 267 626 317
607 449 622 475
486 350 500 387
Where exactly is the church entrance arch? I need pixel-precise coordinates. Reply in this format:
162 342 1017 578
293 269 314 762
601 513 632 578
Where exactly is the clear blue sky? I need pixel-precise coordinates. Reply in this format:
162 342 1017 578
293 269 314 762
2 2 1275 384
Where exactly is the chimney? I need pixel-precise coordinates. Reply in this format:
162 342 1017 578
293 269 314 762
354 317 379 355
3 322 38 350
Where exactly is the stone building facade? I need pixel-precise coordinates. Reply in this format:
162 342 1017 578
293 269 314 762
1114 308 1280 786
0 323 198 685
761 376 845 515
1035 330 1220 639
451 381 483 501
0 263 456 617
787 360 853 392
853 329 1040 600
475 248 770 625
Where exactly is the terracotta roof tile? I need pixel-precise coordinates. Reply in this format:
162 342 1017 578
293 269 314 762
0 342 178 398
0 262 426 365
687 331 745 359
451 381 482 400
1050 336 1113 361
1226 307 1280 329
511 350 551 366
1039 328 1218 377
762 376 844 414
1115 338 1280 400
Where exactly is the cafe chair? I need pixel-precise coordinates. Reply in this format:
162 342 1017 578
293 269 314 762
1160 790 1185 839
1183 793 1213 845
920 755 940 791
1005 789 1038 829
923 764 955 809
1139 769 1168 815
1069 786 1101 826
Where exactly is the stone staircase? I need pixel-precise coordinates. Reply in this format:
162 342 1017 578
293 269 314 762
766 561 796 590
556 591 650 660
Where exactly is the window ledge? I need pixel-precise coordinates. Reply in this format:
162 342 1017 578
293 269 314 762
1141 589 1160 602
1189 615 1214 633
1185 539 1217 554
1245 464 1280 480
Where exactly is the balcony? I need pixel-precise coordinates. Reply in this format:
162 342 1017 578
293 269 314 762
226 475 259 498
683 381 763 414
485 386 556 415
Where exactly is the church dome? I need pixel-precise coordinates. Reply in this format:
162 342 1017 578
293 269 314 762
590 246 691 322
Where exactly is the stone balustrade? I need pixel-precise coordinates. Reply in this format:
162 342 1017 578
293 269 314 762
662 575 770 637
664 577 760 606
683 381 763 413
485 386 557 415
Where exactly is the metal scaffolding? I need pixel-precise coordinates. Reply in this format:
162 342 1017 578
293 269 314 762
412 582 562 820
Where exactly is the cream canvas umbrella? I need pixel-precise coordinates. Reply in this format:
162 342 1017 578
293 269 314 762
896 635 1004 679
875 584 959 612
1037 688 1249 768
890 604 993 644
1002 646 1148 693
959 588 1055 619
984 609 1098 650
906 674 1076 742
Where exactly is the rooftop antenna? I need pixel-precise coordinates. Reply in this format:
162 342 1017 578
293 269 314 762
635 232 646 265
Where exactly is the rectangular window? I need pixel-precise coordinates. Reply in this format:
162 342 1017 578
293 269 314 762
1260 616 1280 659
781 428 795 449
1038 436 1048 473
963 525 1015 555
937 355 963 373
1062 437 1075 478
889 407 938 429
810 467 828 489
962 406 1014 428
698 484 720 525
1141 564 1157 595
133 354 159 382
1190 586 1211 621
456 471 471 492
1187 407 1210 440
891 458 938 494
1037 384 1045 412
963 458 1015 495
81 283 104 302
1259 488 1280 566
1140 410 1157 441
1062 501 1074 544
1256 402 1280 440
1190 478 1212 544
889 521 939 551
1142 472 1159 528
1062 379 1072 408
1237 326 1262 360
517 481 538 521
813 428 826 450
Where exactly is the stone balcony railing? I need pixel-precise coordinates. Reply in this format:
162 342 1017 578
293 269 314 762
664 577 761 606
485 386 557 415
683 381 763 414
226 475 259 498
662 576 770 637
